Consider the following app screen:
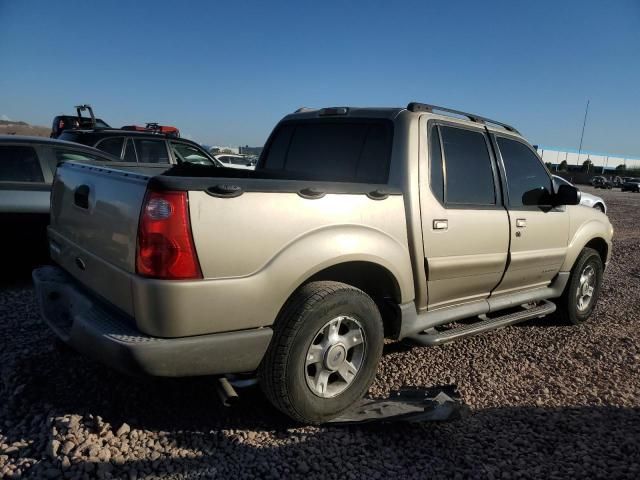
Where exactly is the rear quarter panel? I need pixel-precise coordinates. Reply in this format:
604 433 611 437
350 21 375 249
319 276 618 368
143 190 415 337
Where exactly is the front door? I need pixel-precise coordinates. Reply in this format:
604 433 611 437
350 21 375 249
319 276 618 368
491 135 569 295
420 121 510 309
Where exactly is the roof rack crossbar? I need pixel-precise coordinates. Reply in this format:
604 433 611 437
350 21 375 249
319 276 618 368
407 102 519 134
74 104 96 129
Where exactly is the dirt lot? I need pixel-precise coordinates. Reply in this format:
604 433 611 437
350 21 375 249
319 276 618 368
1 187 639 479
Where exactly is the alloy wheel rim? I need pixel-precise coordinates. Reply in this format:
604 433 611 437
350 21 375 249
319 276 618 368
304 315 366 398
576 264 596 312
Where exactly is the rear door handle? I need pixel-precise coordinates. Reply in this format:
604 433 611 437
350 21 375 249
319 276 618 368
433 219 448 230
516 218 527 228
74 184 90 209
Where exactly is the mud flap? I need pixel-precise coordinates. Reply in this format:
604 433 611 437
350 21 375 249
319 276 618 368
326 385 468 425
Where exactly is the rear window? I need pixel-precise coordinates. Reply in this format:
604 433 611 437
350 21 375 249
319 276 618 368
0 145 44 182
261 120 393 183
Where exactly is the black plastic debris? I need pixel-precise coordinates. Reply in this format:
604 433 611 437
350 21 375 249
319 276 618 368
327 385 468 425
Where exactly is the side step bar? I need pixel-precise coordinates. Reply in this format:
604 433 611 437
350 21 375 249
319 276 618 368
408 300 556 347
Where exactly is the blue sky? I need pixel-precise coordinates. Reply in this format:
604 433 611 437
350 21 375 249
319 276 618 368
1 0 639 155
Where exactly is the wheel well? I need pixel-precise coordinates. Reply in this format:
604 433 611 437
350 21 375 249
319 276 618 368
585 237 608 264
305 261 402 337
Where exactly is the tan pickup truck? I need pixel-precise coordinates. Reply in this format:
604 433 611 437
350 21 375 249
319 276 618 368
33 103 613 423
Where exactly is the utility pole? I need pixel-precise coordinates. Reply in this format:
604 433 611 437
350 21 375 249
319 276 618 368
577 100 590 166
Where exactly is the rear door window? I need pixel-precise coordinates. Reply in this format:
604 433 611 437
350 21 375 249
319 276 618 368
261 120 393 183
133 139 170 164
95 137 124 158
440 126 496 205
0 145 44 182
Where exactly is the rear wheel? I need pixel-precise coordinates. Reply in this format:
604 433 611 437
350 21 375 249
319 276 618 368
594 203 605 213
259 281 384 424
556 248 603 325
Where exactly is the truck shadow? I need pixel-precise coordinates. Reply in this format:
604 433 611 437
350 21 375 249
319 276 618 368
2 335 639 478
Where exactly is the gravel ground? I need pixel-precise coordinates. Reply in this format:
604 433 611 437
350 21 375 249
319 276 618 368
1 186 639 479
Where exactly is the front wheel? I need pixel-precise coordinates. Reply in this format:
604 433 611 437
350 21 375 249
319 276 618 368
556 247 603 325
259 281 384 424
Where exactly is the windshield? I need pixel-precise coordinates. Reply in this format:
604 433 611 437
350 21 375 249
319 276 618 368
170 142 217 166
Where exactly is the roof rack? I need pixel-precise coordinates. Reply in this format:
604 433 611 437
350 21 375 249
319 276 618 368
407 102 519 134
74 104 96 129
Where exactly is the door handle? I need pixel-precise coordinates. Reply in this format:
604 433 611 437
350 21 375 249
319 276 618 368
433 219 448 230
74 184 90 209
516 218 527 228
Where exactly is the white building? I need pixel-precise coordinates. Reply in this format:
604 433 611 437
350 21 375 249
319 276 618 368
209 145 240 154
537 146 640 171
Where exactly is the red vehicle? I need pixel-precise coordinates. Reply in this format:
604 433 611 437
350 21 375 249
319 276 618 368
51 105 110 138
51 104 180 139
122 123 180 137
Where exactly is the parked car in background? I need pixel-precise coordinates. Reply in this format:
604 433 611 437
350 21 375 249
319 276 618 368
59 129 222 167
590 176 612 189
621 178 640 192
213 153 256 170
611 176 625 188
0 136 122 264
553 176 607 213
33 102 613 423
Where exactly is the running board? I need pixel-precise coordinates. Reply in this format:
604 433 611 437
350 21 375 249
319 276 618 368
408 300 556 347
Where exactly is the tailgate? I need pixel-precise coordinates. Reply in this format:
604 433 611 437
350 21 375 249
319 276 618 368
48 162 150 314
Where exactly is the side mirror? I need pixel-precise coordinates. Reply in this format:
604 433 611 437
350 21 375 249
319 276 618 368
522 187 553 206
554 184 580 206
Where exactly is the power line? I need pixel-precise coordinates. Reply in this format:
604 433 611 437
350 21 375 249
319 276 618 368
577 100 590 165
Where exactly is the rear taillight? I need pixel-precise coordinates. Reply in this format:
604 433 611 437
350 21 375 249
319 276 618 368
136 190 202 279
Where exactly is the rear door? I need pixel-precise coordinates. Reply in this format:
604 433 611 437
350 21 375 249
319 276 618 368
0 144 50 214
0 143 51 252
420 121 510 309
491 134 569 295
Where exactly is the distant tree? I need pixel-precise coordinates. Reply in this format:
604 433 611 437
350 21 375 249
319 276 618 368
582 159 593 172
615 164 626 171
559 160 568 171
544 162 553 171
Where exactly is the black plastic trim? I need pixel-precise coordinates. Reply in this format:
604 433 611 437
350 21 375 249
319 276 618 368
205 184 244 198
366 189 389 200
150 174 402 197
32 266 273 377
298 187 326 199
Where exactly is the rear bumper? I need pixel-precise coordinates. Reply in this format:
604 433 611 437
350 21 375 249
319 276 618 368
32 265 273 377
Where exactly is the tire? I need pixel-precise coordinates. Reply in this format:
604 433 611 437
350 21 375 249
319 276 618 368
594 203 605 213
259 281 384 424
556 247 603 325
